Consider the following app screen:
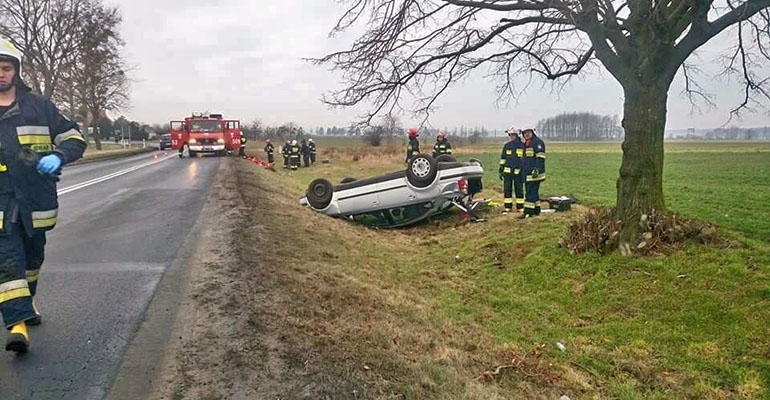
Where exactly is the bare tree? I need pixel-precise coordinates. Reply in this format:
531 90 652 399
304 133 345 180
381 114 402 143
71 3 128 150
317 0 770 251
0 0 93 98
249 118 263 140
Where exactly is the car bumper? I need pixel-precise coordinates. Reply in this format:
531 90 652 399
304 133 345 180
189 144 226 152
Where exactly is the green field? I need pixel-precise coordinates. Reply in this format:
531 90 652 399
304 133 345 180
247 139 770 399
465 141 770 240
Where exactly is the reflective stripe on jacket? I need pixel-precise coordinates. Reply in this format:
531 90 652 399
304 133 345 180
522 134 546 182
0 89 86 233
499 138 524 174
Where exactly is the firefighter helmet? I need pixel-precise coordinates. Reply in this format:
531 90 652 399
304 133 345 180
408 128 419 138
0 37 22 75
291 139 297 145
0 37 29 92
506 127 520 136
437 131 446 140
308 138 314 143
265 138 271 143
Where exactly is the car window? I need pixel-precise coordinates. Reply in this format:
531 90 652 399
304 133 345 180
351 202 433 228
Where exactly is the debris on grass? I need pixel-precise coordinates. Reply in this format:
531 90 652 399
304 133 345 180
560 207 722 255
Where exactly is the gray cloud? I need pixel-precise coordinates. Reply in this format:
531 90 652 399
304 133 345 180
110 0 769 131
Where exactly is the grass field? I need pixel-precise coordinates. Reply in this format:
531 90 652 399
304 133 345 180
244 139 770 399
467 142 770 240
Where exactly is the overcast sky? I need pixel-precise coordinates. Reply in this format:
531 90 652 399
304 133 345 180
110 0 770 131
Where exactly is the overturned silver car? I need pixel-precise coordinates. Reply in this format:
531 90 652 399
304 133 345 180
300 154 485 228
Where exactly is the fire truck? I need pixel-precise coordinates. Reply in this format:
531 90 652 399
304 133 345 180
169 113 242 157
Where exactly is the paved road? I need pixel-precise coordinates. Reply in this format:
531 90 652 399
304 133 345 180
0 151 222 400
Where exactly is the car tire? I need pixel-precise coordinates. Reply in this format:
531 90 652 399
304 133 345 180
340 177 357 184
435 154 456 163
406 153 438 188
306 178 333 209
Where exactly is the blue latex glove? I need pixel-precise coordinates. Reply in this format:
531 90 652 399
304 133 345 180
37 154 62 175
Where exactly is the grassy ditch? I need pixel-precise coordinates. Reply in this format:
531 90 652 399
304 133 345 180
239 140 770 399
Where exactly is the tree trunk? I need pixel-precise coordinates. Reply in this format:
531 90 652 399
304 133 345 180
615 85 667 254
87 107 104 150
92 127 102 151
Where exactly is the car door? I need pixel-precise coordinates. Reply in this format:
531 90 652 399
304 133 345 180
335 183 381 215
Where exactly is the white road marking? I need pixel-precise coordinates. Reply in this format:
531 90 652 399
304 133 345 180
57 154 175 196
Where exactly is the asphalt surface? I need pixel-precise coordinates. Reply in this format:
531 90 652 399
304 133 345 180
0 151 222 400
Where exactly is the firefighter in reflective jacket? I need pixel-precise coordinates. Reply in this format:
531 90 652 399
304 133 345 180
281 140 290 168
289 139 301 170
264 139 275 164
308 138 316 165
238 135 247 157
0 38 86 353
520 128 546 218
405 128 420 163
432 131 452 158
499 127 525 214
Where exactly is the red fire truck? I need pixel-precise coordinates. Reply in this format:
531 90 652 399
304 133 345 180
169 113 242 157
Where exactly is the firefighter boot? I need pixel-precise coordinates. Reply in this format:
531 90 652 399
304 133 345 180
27 299 42 326
6 322 30 354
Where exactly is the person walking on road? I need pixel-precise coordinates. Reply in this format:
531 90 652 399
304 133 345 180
499 127 525 214
0 38 87 353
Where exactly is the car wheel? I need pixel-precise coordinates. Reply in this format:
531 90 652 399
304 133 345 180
406 153 438 188
306 178 333 209
435 154 456 163
340 177 357 184
468 158 483 168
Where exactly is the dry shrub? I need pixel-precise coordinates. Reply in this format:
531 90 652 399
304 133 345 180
560 207 721 255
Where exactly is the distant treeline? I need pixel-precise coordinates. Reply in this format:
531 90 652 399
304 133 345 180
536 112 623 141
697 127 770 140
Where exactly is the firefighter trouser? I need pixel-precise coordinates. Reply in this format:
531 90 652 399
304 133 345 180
524 181 542 216
239 146 246 157
290 156 300 170
0 223 45 329
283 155 289 168
310 153 316 164
267 153 274 164
303 155 310 167
503 172 524 211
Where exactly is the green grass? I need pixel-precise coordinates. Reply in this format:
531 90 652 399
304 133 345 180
261 139 770 399
416 217 770 399
469 141 770 239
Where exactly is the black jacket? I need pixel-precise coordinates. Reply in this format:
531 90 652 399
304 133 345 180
0 89 86 233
